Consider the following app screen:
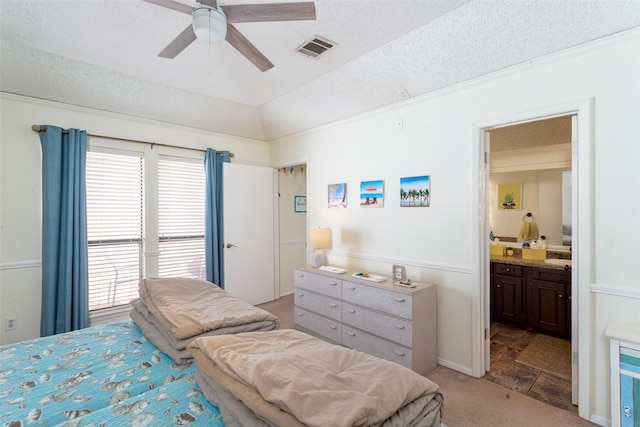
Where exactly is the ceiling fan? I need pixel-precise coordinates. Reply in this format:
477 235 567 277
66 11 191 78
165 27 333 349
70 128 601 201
144 0 316 72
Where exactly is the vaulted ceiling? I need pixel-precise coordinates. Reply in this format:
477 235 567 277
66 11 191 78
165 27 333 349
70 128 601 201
1 0 639 141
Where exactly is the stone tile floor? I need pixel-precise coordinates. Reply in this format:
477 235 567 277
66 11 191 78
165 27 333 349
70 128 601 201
485 322 576 413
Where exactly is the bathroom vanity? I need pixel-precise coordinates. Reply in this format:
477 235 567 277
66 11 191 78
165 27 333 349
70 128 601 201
491 256 571 339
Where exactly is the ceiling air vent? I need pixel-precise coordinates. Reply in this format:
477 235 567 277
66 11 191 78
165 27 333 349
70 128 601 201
296 36 336 59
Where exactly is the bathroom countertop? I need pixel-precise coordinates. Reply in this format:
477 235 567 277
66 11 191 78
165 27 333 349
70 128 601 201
490 255 571 270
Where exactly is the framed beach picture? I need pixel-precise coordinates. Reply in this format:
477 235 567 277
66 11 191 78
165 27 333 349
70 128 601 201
360 179 384 208
497 183 522 210
294 196 306 213
328 183 347 208
400 175 431 207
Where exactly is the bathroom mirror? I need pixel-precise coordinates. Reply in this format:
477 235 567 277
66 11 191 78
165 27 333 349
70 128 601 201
488 116 572 248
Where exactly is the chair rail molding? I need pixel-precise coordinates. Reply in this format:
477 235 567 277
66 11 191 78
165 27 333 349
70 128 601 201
0 260 41 270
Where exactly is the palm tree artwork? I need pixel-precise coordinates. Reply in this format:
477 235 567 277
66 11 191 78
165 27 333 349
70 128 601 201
400 175 431 207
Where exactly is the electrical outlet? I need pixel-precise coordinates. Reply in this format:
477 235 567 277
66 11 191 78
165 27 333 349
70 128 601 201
5 317 16 331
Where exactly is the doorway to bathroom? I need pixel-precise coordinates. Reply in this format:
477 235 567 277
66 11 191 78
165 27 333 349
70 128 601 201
485 115 574 411
475 99 594 415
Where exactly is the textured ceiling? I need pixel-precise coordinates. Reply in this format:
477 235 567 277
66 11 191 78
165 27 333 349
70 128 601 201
490 116 572 152
1 0 639 141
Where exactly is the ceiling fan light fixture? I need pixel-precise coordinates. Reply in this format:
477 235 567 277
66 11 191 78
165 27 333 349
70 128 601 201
192 6 227 42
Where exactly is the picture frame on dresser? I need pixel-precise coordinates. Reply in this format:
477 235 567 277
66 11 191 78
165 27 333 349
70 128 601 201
392 265 406 282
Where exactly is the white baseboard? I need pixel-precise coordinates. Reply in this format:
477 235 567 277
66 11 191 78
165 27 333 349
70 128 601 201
437 358 474 377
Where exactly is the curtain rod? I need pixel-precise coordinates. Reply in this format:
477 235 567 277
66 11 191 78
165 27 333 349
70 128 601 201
31 125 234 157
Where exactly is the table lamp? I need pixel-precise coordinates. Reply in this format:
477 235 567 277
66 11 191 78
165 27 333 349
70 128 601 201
309 226 331 267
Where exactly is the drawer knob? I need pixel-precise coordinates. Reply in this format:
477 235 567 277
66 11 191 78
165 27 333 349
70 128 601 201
347 286 356 290
297 292 304 296
558 294 563 299
329 302 337 307
347 331 356 337
330 282 337 286
297 311 303 316
505 268 510 272
329 324 337 329
393 324 405 330
347 309 356 314
394 297 405 302
496 284 501 288
394 349 405 356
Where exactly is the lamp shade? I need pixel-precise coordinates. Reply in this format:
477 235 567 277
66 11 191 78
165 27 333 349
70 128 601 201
308 227 331 249
192 7 227 42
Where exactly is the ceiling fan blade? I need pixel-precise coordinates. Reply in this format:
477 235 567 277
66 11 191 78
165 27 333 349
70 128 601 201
143 0 192 15
158 25 197 59
225 23 274 72
222 2 316 23
199 0 218 7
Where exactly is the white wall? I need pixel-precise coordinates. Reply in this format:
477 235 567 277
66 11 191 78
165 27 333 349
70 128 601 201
270 31 640 424
0 94 270 345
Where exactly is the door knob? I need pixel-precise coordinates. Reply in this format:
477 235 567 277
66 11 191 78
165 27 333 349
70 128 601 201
225 243 237 249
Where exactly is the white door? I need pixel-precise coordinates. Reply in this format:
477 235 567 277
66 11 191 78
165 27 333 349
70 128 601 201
223 162 276 305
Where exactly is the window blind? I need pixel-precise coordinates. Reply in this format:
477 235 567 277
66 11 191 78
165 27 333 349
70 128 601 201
158 156 206 279
86 150 144 311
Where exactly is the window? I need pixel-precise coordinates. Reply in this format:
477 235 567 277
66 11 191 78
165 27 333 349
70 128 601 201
86 150 144 311
85 146 206 312
158 157 206 279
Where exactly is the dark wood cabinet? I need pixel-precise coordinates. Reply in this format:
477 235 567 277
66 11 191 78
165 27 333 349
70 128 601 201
526 267 571 338
491 263 524 326
491 262 571 339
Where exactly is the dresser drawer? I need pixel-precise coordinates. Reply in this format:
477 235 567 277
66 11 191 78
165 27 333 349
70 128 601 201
342 326 412 369
294 307 341 343
342 303 412 347
342 281 412 320
295 288 341 321
294 270 342 298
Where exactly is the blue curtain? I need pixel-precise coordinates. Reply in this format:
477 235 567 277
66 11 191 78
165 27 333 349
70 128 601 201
38 126 89 336
204 148 230 287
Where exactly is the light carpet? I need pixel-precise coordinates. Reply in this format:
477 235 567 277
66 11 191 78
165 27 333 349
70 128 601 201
515 333 572 380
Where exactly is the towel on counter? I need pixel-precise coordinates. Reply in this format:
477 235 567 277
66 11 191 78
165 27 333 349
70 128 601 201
519 221 538 241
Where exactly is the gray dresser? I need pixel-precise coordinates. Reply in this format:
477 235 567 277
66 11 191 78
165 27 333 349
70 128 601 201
294 266 437 375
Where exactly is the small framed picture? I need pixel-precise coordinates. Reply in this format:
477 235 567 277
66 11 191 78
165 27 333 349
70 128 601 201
328 183 347 208
294 196 307 213
392 265 406 282
497 183 522 210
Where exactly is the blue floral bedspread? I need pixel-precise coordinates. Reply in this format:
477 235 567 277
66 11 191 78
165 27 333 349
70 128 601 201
0 321 225 426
